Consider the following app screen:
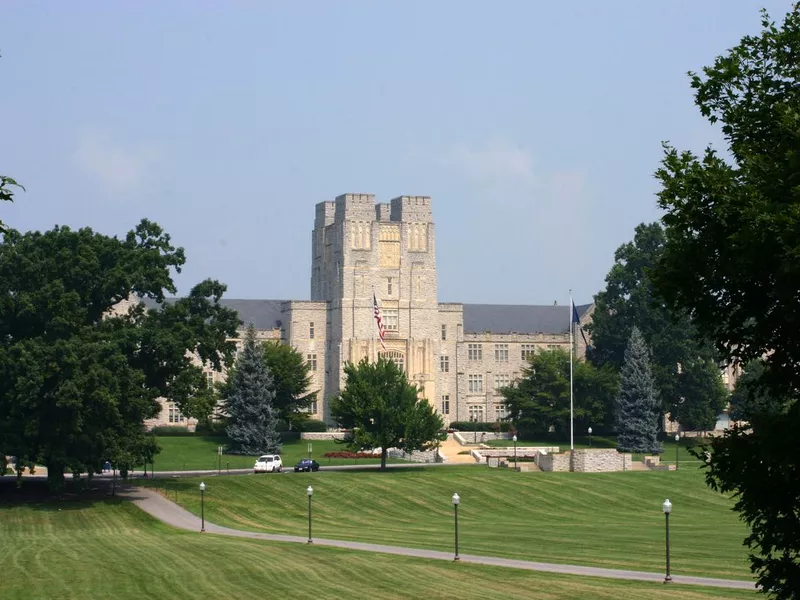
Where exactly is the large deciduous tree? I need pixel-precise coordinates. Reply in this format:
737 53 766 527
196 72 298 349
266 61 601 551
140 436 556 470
586 222 728 431
652 6 800 596
262 340 316 426
330 357 445 470
0 221 239 490
615 327 662 454
502 348 619 439
224 324 282 455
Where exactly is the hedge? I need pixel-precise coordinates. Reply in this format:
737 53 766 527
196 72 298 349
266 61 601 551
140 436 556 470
150 426 197 436
295 419 328 433
323 451 377 459
449 421 513 432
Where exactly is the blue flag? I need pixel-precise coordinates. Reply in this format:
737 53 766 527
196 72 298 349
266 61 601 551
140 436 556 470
572 302 589 347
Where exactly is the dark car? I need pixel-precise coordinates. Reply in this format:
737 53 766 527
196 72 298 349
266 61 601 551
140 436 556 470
294 459 320 472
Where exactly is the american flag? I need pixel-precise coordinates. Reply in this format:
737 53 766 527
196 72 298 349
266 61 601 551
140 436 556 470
373 291 387 351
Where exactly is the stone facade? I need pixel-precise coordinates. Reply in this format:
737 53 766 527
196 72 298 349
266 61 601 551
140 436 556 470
140 193 595 429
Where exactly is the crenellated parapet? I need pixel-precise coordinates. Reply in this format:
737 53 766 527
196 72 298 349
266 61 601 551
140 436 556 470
390 195 433 223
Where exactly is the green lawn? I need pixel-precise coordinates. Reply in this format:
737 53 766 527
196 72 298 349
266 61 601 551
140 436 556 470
147 435 397 472
142 466 753 582
0 497 754 599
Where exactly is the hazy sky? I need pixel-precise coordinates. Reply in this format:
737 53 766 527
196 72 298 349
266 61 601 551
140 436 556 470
1 1 794 305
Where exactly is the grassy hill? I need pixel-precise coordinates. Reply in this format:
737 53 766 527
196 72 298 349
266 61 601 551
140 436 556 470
0 494 754 600
141 465 752 581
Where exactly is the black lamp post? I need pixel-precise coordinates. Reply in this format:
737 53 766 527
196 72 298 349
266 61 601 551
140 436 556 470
452 492 460 561
663 498 672 583
199 482 206 532
674 433 680 470
307 486 314 543
588 426 593 448
512 434 517 468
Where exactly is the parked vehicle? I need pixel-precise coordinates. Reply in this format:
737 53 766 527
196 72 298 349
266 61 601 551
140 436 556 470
254 455 283 473
294 459 320 472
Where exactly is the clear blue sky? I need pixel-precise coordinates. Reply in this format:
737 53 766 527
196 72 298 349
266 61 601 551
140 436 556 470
1 1 794 305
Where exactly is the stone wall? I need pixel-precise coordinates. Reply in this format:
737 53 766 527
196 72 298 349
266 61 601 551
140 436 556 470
387 448 438 463
538 452 571 472
572 448 632 472
300 432 349 440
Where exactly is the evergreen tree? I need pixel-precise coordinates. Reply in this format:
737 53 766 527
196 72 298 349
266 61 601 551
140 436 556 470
225 324 281 455
615 327 662 454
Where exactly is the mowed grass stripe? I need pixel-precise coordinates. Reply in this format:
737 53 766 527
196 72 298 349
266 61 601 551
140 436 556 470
150 466 752 580
0 499 753 600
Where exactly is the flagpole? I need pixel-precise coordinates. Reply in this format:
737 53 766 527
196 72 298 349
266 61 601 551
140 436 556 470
569 289 574 470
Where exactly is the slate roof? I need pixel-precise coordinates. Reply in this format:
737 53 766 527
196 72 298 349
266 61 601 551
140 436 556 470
138 298 593 335
140 298 287 330
462 303 593 335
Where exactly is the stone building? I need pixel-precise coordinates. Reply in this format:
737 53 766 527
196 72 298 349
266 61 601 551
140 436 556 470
143 193 594 428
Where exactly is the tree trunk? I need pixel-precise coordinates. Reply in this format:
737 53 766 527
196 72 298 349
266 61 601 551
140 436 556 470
46 461 65 492
380 448 388 471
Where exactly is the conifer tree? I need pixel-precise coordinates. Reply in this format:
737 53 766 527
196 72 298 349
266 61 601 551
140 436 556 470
225 324 282 455
615 327 662 454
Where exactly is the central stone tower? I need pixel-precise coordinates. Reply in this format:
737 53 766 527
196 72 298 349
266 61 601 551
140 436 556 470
311 193 439 404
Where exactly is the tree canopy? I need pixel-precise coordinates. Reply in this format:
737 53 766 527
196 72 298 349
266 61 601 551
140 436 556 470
224 324 282 455
586 222 728 431
652 5 800 596
330 357 445 470
261 340 316 426
502 348 619 439
0 220 239 490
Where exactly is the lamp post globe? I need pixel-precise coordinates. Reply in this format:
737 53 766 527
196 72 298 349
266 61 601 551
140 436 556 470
588 426 593 448
674 433 680 470
662 499 672 583
452 493 460 561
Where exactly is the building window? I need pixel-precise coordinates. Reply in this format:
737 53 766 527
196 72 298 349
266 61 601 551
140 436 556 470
521 344 535 360
468 374 484 394
441 395 450 415
468 344 483 361
307 353 317 371
494 373 510 391
383 309 399 331
495 344 509 362
547 344 557 349
308 399 318 414
387 277 393 297
309 322 315 339
167 402 185 424
206 372 214 389
496 404 509 419
380 350 405 372
441 324 447 341
440 355 449 372
468 405 485 422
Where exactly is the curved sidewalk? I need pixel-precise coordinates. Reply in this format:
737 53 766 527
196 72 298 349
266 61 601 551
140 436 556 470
121 486 755 592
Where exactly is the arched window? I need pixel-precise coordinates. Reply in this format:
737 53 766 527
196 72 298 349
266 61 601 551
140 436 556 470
380 350 405 372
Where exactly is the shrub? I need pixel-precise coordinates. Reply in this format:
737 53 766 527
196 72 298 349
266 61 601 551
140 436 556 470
450 421 512 432
150 426 195 436
195 421 228 436
323 451 375 459
296 419 328 433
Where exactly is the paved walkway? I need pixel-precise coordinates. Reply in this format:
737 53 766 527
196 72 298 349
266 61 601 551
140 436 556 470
439 436 479 464
121 486 755 591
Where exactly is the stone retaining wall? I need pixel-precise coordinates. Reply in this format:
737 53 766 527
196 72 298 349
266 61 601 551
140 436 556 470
538 452 571 472
300 432 349 440
572 448 632 472
387 448 438 463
